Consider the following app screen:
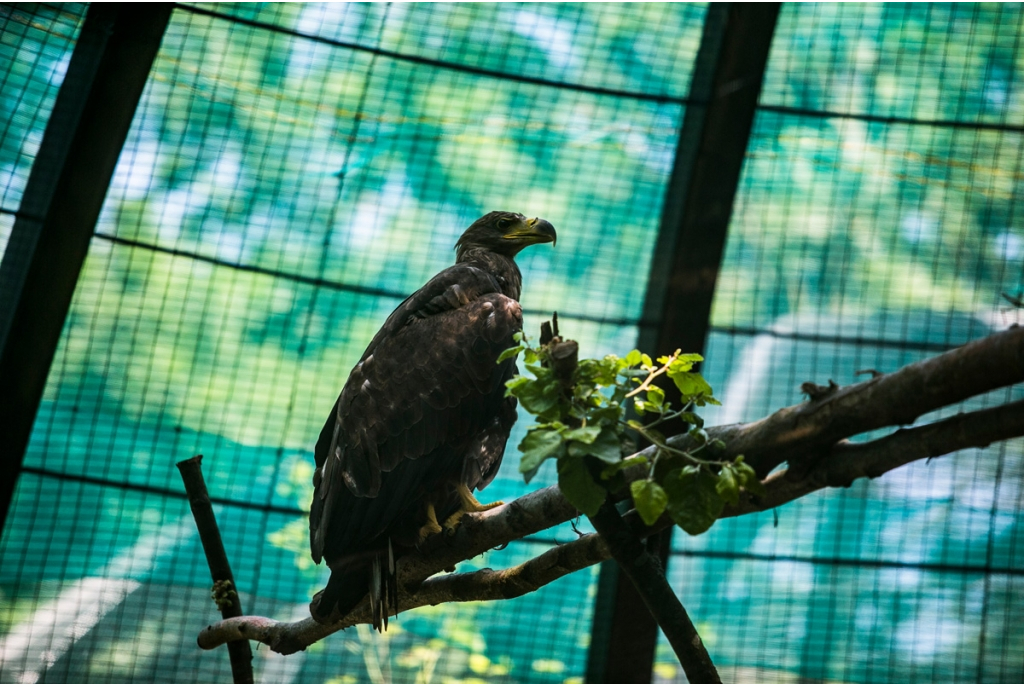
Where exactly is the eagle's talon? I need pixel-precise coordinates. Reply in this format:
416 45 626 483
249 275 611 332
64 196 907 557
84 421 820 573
456 483 504 514
418 503 444 543
443 509 466 534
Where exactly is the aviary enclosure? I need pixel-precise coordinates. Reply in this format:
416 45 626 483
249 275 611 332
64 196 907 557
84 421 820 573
1 3 1023 683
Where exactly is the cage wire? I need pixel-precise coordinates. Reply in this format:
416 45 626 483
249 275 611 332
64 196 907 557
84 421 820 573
1 2 1023 684
0 4 84 254
657 3 1024 684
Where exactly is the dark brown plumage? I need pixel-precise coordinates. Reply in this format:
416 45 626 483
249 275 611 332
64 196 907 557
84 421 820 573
309 211 556 628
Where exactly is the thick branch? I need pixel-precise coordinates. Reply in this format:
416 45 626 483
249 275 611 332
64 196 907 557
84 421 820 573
197 530 618 653
198 483 581 653
693 325 1024 477
589 501 720 683
197 328 1024 655
723 396 1024 516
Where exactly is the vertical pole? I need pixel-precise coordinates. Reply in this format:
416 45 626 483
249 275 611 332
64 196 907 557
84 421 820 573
586 4 781 682
0 4 173 529
177 456 255 684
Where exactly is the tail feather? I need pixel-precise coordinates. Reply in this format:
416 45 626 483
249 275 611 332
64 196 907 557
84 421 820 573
310 562 369 625
369 538 399 632
311 540 400 630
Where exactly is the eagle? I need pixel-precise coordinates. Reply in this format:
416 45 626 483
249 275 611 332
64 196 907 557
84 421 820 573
309 211 556 628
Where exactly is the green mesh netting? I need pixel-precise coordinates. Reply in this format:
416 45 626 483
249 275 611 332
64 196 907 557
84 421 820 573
2 3 1023 684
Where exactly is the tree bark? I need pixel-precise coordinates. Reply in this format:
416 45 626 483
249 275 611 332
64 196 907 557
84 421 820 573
693 324 1024 478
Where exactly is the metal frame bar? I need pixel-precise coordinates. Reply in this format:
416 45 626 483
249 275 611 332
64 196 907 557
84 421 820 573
586 4 781 682
0 3 173 530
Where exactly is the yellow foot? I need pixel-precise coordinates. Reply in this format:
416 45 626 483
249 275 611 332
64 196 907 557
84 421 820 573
417 503 443 543
443 484 505 534
457 482 504 513
442 509 466 534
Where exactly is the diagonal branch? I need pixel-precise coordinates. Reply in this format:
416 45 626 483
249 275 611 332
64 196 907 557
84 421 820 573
724 396 1024 516
698 324 1024 478
588 499 720 683
196 327 1024 655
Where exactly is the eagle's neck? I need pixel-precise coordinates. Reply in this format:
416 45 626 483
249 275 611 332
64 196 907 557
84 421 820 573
457 248 523 301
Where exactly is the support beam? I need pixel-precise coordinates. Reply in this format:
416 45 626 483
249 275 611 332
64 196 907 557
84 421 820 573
586 4 780 682
0 4 173 529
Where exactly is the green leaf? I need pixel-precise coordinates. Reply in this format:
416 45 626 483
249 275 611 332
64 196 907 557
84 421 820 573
646 385 665 410
562 425 601 444
514 369 562 415
578 357 619 386
558 458 606 516
640 353 653 368
688 427 708 445
733 458 766 497
663 467 723 535
680 412 704 428
667 353 703 375
672 372 714 399
630 480 668 526
504 375 530 397
497 344 524 363
643 427 666 445
624 349 642 367
600 455 648 479
652 449 688 481
590 406 622 424
568 426 622 463
715 465 739 506
523 348 538 365
518 427 565 476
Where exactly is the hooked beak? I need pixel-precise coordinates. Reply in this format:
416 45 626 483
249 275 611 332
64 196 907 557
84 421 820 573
505 217 556 246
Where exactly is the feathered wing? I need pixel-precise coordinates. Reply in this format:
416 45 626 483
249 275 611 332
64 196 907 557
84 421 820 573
309 264 522 610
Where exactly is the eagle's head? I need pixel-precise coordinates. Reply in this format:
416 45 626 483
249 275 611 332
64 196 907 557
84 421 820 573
455 211 557 260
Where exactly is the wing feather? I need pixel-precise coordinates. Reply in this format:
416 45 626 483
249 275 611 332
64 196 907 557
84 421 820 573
310 264 523 567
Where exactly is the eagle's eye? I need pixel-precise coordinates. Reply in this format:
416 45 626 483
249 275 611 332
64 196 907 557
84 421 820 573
497 217 513 231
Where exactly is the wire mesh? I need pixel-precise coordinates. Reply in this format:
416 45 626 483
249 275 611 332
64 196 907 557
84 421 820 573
0 3 85 255
3 2 1024 684
657 3 1024 683
1 3 705 683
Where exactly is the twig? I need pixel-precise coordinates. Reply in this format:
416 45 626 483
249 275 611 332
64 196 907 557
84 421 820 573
177 455 254 684
625 350 678 398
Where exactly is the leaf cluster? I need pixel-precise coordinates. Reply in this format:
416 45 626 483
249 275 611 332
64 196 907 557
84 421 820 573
504 333 763 536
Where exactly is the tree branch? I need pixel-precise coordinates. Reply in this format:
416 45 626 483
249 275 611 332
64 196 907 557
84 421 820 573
723 396 1024 516
196 327 1024 655
694 324 1024 478
177 455 254 683
589 500 720 683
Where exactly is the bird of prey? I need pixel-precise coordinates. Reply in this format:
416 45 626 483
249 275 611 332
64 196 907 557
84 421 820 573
309 211 556 628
